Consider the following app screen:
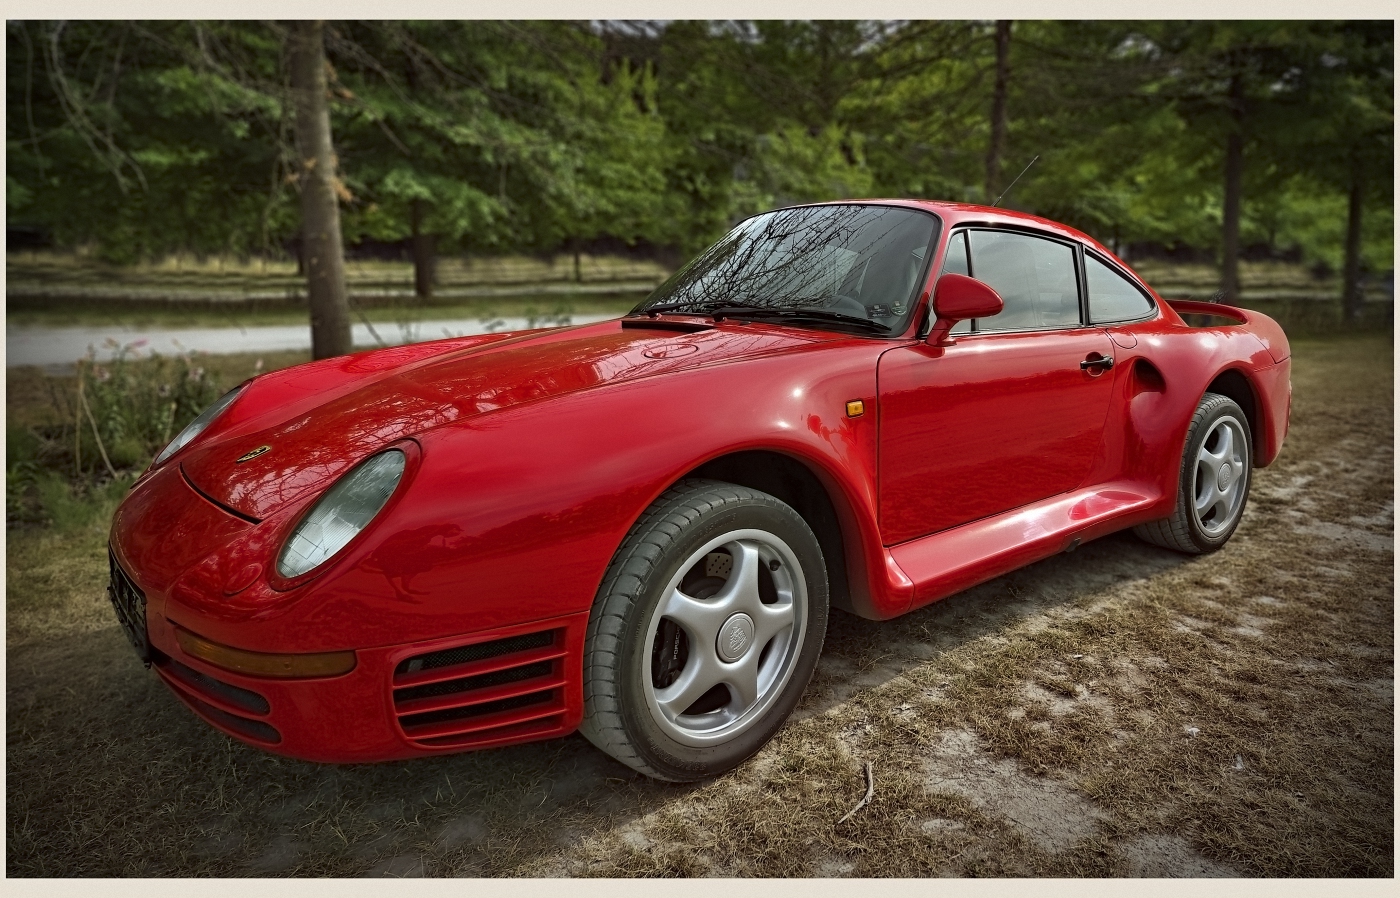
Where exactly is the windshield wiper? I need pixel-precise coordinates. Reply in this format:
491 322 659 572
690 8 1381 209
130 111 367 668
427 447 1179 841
707 306 892 334
630 298 753 317
633 300 891 334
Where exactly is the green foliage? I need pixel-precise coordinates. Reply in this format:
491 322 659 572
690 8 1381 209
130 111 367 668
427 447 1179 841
6 424 45 525
6 419 137 532
7 22 293 263
79 343 224 470
5 20 1394 274
31 470 137 535
6 344 224 529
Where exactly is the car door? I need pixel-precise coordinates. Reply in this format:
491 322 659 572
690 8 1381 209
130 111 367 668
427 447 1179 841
878 227 1118 545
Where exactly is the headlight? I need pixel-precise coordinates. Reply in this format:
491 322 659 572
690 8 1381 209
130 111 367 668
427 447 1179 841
155 384 246 465
276 449 407 579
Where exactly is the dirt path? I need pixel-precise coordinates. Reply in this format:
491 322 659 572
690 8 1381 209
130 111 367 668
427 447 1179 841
6 335 1392 877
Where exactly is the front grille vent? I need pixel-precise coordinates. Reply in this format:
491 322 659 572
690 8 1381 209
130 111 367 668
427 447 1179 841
160 654 270 716
395 630 554 674
153 650 280 744
392 628 567 748
183 693 281 744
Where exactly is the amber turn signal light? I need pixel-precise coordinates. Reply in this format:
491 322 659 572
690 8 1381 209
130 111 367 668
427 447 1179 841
846 400 865 418
175 627 356 679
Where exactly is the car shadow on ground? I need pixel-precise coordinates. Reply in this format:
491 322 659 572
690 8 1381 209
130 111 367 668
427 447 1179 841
6 530 1195 876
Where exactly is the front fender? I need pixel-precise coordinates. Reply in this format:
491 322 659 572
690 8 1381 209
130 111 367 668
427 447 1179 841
195 341 894 651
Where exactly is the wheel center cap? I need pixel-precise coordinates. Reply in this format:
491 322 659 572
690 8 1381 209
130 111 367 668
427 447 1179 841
717 613 755 663
1217 463 1233 491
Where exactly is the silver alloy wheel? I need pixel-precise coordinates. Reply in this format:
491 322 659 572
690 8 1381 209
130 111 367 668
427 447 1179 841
1191 414 1249 536
642 528 806 748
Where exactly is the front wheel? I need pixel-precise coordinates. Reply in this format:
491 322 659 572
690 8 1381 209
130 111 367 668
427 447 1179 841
1134 392 1253 554
579 479 828 781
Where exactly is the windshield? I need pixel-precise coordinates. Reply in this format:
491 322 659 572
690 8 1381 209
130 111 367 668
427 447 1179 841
632 204 940 335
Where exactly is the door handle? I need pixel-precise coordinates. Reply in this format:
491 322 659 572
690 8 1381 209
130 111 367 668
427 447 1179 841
1080 355 1115 371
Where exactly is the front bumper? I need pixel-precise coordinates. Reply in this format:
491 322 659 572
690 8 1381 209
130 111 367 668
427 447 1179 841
110 447 595 762
107 461 589 762
142 600 588 762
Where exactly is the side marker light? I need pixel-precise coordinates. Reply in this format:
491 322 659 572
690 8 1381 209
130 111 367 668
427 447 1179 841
175 627 356 678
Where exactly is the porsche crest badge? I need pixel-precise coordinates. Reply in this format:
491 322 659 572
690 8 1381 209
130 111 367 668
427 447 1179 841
235 445 271 464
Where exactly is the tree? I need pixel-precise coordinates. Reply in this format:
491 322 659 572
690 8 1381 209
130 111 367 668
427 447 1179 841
6 19 1392 318
289 21 352 358
985 20 1011 202
1290 22 1393 321
7 21 352 356
1145 22 1326 300
6 21 293 262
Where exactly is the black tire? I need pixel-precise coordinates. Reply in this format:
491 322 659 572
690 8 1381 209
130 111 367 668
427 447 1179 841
1134 392 1253 554
579 479 829 781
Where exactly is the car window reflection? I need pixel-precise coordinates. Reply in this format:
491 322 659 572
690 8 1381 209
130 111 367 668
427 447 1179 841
968 230 1080 332
634 204 939 335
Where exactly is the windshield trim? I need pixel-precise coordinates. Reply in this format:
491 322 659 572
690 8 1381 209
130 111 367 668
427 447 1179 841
630 202 944 340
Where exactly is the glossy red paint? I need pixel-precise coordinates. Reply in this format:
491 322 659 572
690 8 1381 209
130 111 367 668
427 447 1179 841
878 328 1119 542
109 199 1292 762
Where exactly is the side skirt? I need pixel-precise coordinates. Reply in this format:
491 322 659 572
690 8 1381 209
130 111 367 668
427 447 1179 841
888 482 1161 615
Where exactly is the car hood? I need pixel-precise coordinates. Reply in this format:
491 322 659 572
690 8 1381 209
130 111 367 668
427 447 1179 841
179 319 821 520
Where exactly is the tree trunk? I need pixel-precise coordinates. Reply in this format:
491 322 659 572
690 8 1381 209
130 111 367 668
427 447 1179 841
985 20 1012 204
1342 160 1365 324
1220 72 1245 303
290 21 351 360
410 198 435 300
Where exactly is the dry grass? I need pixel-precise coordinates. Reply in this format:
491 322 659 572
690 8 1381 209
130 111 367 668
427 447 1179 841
5 334 1392 877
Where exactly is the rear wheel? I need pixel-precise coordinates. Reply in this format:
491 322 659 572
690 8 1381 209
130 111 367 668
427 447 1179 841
1134 392 1253 553
579 479 828 781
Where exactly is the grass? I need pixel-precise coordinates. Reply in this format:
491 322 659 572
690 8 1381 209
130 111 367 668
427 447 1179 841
5 334 1392 877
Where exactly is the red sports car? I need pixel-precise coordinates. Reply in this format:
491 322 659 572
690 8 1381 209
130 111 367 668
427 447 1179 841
108 201 1291 781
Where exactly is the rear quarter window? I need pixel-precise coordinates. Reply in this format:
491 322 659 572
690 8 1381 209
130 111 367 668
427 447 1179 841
1086 254 1154 323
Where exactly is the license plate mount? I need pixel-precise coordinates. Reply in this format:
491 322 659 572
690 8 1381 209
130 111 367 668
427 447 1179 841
108 549 151 666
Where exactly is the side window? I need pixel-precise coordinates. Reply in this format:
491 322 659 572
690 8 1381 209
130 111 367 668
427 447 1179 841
968 230 1081 331
1086 254 1153 322
940 231 970 276
939 231 973 334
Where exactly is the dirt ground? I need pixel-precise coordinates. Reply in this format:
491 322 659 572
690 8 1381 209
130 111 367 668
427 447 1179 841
5 333 1393 877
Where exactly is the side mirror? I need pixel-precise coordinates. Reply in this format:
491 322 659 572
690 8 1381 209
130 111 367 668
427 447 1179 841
925 273 1004 346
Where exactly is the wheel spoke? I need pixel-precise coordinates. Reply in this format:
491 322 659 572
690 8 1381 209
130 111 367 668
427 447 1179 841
656 650 722 719
660 587 727 638
752 600 795 647
1214 423 1234 463
1210 492 1233 524
724 654 761 710
1196 449 1222 483
713 540 764 615
1200 425 1230 469
1194 473 1216 514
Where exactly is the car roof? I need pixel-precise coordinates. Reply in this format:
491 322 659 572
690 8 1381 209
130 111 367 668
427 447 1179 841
810 198 1118 261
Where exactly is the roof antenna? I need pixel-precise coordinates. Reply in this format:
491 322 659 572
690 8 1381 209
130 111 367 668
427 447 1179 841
992 154 1039 208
